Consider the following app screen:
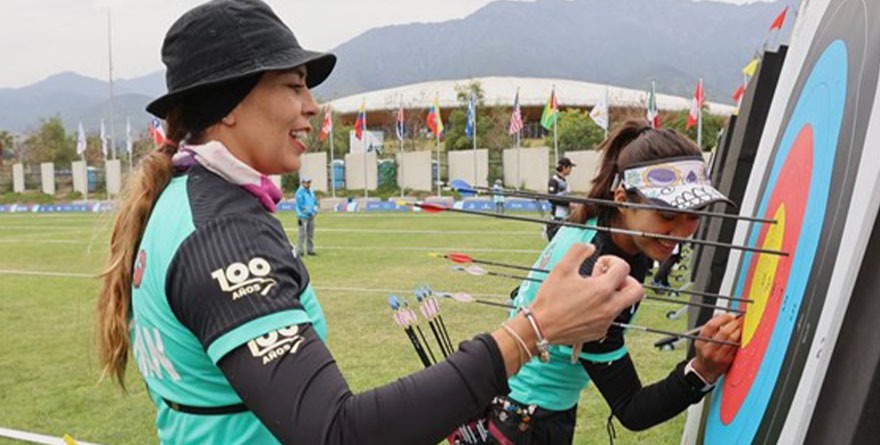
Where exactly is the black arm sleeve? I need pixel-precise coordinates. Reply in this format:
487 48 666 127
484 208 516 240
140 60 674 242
582 355 707 431
219 325 509 445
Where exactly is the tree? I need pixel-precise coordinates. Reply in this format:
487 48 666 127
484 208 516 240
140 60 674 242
664 106 726 151
546 110 606 152
131 130 156 164
443 109 471 151
0 130 13 166
443 80 511 153
21 116 76 164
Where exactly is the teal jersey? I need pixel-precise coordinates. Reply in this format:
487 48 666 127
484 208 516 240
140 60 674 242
130 167 326 444
508 221 635 411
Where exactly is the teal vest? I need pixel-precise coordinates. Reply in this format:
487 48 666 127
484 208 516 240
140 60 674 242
507 221 629 411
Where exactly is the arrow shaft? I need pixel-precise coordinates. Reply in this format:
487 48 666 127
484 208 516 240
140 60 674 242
414 325 437 364
644 284 753 304
444 253 753 304
453 298 738 347
612 322 739 347
467 185 775 225
455 267 745 313
416 203 787 257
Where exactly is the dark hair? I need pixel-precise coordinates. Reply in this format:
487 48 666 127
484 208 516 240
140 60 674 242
571 119 702 224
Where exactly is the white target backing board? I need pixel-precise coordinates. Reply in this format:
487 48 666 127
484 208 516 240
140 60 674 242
683 0 880 443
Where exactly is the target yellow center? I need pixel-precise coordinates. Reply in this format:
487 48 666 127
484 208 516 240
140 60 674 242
742 205 786 346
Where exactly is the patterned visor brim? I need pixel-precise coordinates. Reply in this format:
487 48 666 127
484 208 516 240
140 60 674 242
621 158 733 210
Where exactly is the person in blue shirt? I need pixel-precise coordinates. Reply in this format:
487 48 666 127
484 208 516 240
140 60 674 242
94 1 645 444
295 177 318 256
492 179 505 214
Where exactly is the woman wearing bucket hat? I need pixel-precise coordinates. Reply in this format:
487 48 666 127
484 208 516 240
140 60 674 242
95 1 644 444
484 119 743 444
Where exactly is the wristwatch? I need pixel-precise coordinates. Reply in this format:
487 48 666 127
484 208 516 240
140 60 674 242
683 359 715 393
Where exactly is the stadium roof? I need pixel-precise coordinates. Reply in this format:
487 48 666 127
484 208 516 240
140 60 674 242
326 76 736 115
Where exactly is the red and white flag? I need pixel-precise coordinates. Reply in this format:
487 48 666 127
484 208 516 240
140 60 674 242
149 118 167 146
686 79 704 130
319 105 333 141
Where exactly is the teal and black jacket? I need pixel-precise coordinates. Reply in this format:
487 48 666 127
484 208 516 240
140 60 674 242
130 165 509 444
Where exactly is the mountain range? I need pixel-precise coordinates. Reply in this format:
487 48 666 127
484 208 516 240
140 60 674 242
0 0 796 137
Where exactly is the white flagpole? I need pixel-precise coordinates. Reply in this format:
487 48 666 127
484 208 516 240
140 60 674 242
604 87 609 139
399 97 405 198
651 80 657 128
472 94 478 186
435 92 441 197
81 124 88 202
515 88 521 191
329 109 336 199
363 100 368 199
107 10 116 160
126 116 133 173
552 85 558 166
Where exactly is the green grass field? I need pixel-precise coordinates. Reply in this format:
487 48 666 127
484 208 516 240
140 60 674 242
0 211 691 444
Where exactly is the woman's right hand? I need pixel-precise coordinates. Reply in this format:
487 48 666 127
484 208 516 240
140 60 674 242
530 243 643 345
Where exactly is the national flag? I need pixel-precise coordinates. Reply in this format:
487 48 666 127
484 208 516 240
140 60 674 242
320 105 333 141
100 119 108 158
125 117 133 154
540 88 557 130
742 57 760 77
76 122 87 155
508 90 523 135
769 6 787 31
149 118 167 146
396 105 405 141
426 97 444 137
354 101 366 141
732 83 746 103
646 82 660 128
590 94 609 131
465 94 476 141
686 79 704 130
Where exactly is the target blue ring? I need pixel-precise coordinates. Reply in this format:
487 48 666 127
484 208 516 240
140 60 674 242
704 40 848 444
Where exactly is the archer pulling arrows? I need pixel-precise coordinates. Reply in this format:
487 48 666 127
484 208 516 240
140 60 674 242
460 119 742 444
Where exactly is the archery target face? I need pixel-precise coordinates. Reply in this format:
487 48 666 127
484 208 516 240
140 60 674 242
698 0 880 443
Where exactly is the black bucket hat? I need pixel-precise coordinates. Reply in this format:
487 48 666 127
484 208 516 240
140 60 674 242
147 0 336 119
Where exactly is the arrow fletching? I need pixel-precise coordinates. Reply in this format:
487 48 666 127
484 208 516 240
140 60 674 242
451 292 474 303
466 265 487 276
416 202 447 213
448 252 473 264
450 179 477 197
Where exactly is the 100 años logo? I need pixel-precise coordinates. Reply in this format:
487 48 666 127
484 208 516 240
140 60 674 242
248 326 304 365
211 257 277 300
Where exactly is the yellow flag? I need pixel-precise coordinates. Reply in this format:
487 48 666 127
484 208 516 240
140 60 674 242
742 58 760 76
63 434 79 445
